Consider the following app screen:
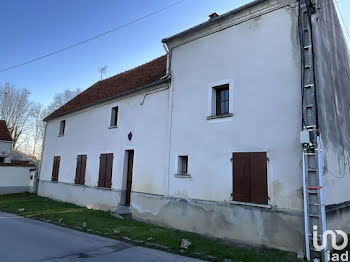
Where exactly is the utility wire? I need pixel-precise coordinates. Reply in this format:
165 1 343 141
0 0 185 73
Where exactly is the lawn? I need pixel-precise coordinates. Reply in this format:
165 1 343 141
0 193 300 262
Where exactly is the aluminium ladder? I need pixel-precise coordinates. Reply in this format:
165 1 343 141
299 0 327 261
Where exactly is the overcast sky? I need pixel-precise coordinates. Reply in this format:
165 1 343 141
1 0 349 106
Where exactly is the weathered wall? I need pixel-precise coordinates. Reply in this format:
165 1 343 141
39 83 170 207
0 141 12 163
166 3 303 210
131 192 304 253
312 0 350 205
0 166 35 194
39 180 121 210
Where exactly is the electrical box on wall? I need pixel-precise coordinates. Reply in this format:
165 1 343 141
300 130 310 144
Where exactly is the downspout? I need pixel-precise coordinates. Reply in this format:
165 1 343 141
164 42 174 197
139 44 171 105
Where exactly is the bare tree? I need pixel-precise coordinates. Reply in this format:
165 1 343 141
0 83 34 147
30 103 44 158
45 88 81 116
98 66 108 80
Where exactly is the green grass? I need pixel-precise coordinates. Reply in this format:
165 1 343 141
0 193 300 262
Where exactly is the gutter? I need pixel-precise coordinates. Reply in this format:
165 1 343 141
162 0 269 43
44 77 171 122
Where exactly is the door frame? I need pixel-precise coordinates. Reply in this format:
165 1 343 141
124 150 134 206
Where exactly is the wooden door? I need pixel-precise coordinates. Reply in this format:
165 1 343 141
125 150 134 206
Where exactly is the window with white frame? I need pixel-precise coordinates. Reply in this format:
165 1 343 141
59 120 66 136
110 106 118 127
208 80 233 119
178 156 189 175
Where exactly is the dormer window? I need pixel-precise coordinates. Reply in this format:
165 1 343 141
59 120 66 136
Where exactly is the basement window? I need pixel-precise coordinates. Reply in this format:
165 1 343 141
110 106 118 128
58 120 66 136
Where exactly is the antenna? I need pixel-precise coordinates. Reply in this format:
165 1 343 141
98 66 108 80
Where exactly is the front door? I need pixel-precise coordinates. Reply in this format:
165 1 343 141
125 150 134 206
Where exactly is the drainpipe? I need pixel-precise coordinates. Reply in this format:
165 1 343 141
163 42 174 198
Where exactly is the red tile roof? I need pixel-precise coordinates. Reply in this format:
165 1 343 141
0 120 12 142
45 55 168 121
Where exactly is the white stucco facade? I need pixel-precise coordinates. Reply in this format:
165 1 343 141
38 0 350 253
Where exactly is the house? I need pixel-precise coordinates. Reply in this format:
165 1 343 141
38 0 350 258
0 120 38 194
0 120 12 164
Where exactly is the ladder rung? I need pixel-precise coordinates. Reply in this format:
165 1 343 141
310 247 322 252
307 189 318 194
304 84 314 88
307 186 322 190
303 28 309 31
308 168 317 172
308 203 324 206
305 153 317 156
305 104 313 109
308 213 320 218
304 45 312 49
305 65 311 69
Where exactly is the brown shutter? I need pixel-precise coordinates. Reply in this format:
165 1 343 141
79 155 87 185
75 155 82 184
98 154 106 187
51 156 60 182
232 153 250 202
249 152 268 204
104 153 113 188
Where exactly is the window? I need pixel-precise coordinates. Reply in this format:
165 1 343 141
51 156 60 182
215 84 229 115
75 155 87 185
178 156 189 175
98 153 113 188
110 106 118 127
232 152 268 205
59 120 66 136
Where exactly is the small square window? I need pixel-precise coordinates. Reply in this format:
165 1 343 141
59 120 65 136
110 106 118 127
215 85 229 115
178 156 188 175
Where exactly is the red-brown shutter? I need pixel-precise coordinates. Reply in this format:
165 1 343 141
79 155 87 185
249 152 268 204
98 154 106 187
51 156 60 182
75 155 82 184
232 153 250 202
104 153 113 188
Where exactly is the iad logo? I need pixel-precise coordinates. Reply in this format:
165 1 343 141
313 225 348 261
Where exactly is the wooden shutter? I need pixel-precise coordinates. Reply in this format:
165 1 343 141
249 152 268 204
51 156 60 182
75 155 87 185
98 154 107 187
232 153 250 202
104 153 113 188
80 155 87 185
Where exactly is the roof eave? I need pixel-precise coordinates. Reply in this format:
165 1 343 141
162 0 269 44
43 77 171 122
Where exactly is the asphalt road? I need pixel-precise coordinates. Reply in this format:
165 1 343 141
0 211 201 262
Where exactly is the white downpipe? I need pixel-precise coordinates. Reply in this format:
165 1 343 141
303 149 311 261
317 136 327 261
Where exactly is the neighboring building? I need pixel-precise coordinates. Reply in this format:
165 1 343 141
0 120 12 163
38 0 350 257
0 120 38 194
